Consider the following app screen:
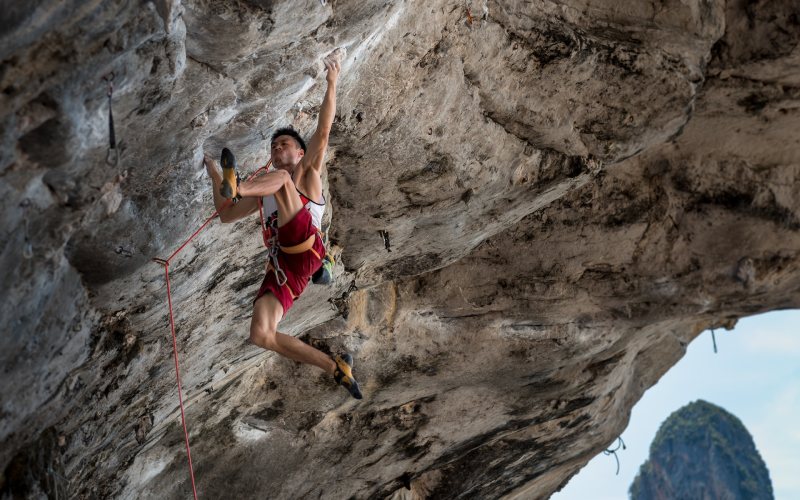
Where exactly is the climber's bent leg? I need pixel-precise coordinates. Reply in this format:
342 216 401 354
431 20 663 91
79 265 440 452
237 169 304 227
250 293 336 374
203 153 228 213
203 152 260 222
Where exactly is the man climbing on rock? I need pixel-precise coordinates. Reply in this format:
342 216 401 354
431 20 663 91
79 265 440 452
202 49 361 399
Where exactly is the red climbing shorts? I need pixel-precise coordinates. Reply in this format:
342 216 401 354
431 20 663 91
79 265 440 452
254 207 325 317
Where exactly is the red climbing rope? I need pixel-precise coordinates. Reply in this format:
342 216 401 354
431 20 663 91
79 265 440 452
160 261 198 500
151 160 271 499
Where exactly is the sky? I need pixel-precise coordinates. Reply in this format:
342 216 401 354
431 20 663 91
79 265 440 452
552 309 800 500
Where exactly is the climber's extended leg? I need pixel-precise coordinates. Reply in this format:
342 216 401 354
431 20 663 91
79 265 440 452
250 293 337 373
250 206 362 399
250 295 362 399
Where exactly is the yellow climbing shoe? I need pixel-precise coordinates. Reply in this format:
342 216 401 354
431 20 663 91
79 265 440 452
333 353 362 399
220 147 239 200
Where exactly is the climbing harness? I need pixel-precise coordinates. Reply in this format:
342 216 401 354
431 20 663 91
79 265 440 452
151 161 270 500
102 73 119 166
603 436 626 475
256 190 288 287
256 172 326 290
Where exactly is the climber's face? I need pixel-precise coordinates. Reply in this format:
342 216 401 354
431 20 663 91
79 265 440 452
271 135 304 170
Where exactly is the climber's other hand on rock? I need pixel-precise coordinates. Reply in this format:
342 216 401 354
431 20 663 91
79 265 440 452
323 56 340 84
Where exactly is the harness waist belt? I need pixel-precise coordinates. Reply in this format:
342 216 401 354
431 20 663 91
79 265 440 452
281 234 316 254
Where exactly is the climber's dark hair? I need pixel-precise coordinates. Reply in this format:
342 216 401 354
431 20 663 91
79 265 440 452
271 127 306 152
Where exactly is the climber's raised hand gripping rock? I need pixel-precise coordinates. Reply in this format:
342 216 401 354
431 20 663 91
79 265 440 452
202 48 361 399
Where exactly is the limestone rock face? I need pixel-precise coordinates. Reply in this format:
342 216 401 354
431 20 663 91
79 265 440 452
630 400 774 500
1 0 799 498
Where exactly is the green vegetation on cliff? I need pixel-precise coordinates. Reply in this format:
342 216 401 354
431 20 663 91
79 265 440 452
630 400 773 500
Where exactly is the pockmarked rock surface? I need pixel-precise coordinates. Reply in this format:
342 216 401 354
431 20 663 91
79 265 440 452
1 0 799 498
630 400 774 500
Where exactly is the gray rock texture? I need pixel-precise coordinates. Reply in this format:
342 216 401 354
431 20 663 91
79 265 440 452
630 400 774 500
1 0 799 498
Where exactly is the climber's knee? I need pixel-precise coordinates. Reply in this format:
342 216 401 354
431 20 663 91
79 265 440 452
275 168 292 187
250 294 282 350
250 323 278 350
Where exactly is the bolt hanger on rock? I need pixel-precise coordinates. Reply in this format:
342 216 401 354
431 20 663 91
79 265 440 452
20 198 33 259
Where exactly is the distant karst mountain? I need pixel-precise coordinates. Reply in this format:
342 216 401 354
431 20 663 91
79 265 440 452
630 400 773 500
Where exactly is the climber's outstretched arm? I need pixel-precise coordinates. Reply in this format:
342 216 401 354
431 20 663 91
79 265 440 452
302 55 340 174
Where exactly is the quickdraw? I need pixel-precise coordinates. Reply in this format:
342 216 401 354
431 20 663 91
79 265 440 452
603 436 627 475
102 73 119 166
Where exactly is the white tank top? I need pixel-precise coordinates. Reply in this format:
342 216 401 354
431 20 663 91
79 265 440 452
261 189 325 233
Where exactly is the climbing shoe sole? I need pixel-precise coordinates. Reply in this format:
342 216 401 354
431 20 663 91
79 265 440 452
333 353 362 399
220 147 238 199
